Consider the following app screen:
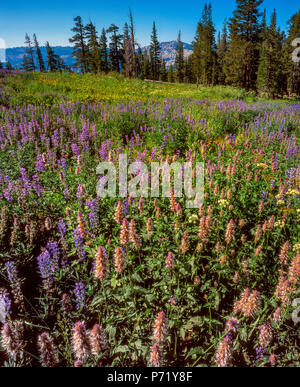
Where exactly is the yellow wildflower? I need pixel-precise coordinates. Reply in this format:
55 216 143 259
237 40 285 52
188 214 198 224
274 220 285 228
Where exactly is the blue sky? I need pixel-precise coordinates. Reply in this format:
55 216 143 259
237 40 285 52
1 0 299 48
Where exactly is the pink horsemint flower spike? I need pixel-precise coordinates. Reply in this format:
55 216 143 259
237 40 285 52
120 218 129 245
279 241 290 266
146 218 153 236
114 201 123 224
1 320 24 358
153 311 168 344
37 332 58 367
77 211 87 239
225 219 235 245
165 252 174 270
94 246 109 281
216 336 232 367
90 324 107 357
72 321 90 362
150 342 163 366
114 246 126 274
242 290 260 317
288 253 300 285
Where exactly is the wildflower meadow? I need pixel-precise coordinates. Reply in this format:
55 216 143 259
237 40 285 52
0 70 299 367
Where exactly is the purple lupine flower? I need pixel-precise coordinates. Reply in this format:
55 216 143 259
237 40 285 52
3 189 13 202
58 158 68 177
46 241 60 272
32 175 42 197
35 154 45 172
5 261 18 283
0 289 12 323
71 143 80 157
51 130 59 147
86 198 98 229
37 250 53 282
58 218 67 238
100 141 108 160
20 168 31 191
76 184 83 205
74 282 85 310
273 153 279 169
123 198 130 216
255 346 265 363
73 228 86 262
64 187 70 200
261 191 267 201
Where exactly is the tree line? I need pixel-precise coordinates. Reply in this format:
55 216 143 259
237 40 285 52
4 0 300 98
19 33 70 73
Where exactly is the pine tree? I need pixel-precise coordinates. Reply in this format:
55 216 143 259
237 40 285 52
107 24 123 73
136 46 143 78
224 0 263 90
175 31 184 83
284 10 300 96
149 22 161 80
129 9 137 78
256 10 285 98
184 56 194 83
6 61 13 70
69 16 89 73
216 20 228 84
45 41 59 72
192 3 215 86
23 33 36 71
260 9 267 40
141 49 151 79
99 28 109 73
85 21 101 73
122 22 130 76
160 59 168 81
33 34 45 72
168 65 175 83
123 22 136 77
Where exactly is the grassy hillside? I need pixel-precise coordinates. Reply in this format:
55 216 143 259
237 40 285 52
0 71 263 106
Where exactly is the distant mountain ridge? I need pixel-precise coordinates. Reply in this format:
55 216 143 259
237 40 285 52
5 41 193 69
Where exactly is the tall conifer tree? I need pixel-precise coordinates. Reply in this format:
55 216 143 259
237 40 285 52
45 41 59 72
216 20 228 84
33 34 45 72
123 22 136 77
99 28 109 73
23 33 36 72
192 3 215 86
129 9 137 78
168 65 175 83
107 24 123 73
69 16 89 73
175 31 185 83
6 61 13 70
160 59 168 81
256 10 285 98
224 0 263 90
85 21 101 73
149 22 161 80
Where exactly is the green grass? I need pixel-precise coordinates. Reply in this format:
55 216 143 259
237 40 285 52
0 71 263 106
